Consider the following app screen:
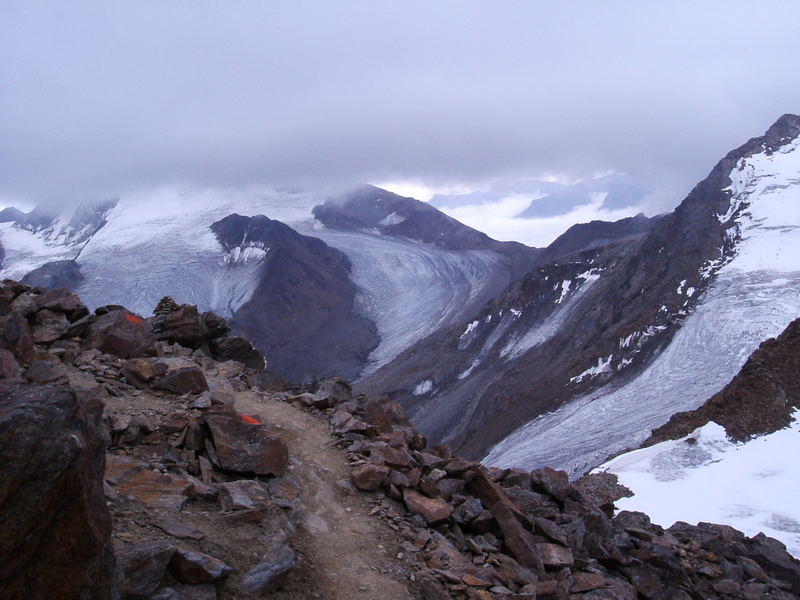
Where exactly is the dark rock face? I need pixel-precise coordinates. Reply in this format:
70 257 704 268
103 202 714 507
212 213 379 382
20 259 85 290
0 385 115 599
313 185 539 279
647 317 800 445
357 113 800 463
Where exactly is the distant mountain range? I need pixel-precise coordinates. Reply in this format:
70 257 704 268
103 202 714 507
1 113 799 486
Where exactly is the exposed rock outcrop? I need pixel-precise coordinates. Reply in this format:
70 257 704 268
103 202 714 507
0 385 115 599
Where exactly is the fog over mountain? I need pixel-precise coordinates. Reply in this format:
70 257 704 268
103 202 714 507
2 1 799 236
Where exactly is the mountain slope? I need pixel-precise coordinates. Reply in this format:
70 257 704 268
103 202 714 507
359 114 800 476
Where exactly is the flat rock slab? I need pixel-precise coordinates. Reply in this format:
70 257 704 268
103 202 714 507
105 454 193 510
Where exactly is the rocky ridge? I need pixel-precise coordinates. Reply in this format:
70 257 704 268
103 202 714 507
1 280 799 599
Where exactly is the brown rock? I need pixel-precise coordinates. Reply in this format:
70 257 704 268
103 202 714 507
116 540 175 598
371 445 415 468
23 359 69 384
31 308 69 342
712 579 741 594
217 480 272 511
104 454 194 510
530 467 575 502
122 358 157 388
462 573 493 587
0 310 33 363
361 397 412 433
0 349 21 379
310 376 351 408
84 310 157 358
492 501 544 574
571 572 607 592
351 463 390 491
0 385 115 599
416 574 451 600
238 543 296 595
204 412 288 476
155 366 209 394
535 517 569 546
34 287 89 320
169 546 233 583
403 488 453 525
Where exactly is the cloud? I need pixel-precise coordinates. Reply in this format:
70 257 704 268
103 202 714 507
437 193 642 247
1 1 799 210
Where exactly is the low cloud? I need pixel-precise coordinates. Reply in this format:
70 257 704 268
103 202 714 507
1 2 798 213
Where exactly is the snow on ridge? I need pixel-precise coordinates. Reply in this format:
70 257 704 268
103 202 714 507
598 410 800 558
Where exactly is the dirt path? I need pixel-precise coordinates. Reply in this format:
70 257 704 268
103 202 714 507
235 391 415 600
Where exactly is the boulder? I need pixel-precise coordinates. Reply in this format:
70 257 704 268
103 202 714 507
0 349 21 379
33 287 89 321
237 543 296 595
209 336 265 370
0 310 33 363
530 467 575 503
351 463 390 491
204 412 288 476
122 358 159 388
0 385 115 599
310 377 352 408
155 366 209 394
84 310 157 358
217 480 272 511
30 308 70 342
116 540 175 598
403 488 453 525
23 359 69 385
169 546 233 584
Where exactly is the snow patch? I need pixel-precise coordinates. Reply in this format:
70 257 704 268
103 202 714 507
413 380 433 396
555 280 572 304
570 355 613 383
599 411 800 558
378 212 406 227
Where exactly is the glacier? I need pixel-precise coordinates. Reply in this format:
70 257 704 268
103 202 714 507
0 187 514 376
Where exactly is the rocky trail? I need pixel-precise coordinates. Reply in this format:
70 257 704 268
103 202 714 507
236 392 414 600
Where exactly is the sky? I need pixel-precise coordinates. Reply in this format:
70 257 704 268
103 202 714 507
1 2 799 244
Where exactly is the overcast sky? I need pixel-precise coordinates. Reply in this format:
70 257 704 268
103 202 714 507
1 2 799 233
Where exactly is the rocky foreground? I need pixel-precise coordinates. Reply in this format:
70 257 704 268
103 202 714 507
0 280 799 599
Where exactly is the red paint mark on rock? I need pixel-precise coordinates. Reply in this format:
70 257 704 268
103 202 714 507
240 415 262 425
124 313 144 324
